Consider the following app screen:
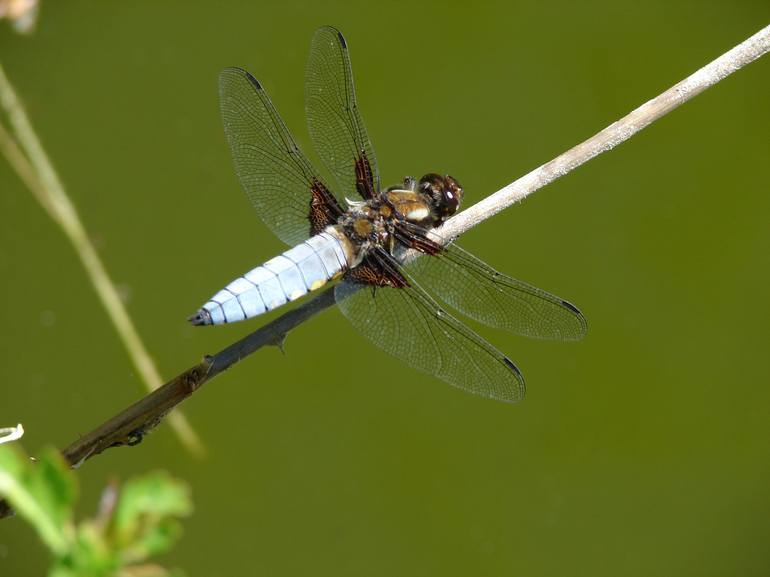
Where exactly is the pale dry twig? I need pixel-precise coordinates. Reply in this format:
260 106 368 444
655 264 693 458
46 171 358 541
0 63 204 456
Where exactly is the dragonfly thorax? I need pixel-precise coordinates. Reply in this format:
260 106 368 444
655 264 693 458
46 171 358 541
337 196 398 264
384 173 463 226
336 174 464 266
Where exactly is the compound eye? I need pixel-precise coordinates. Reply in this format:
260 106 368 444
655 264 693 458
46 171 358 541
441 175 463 218
419 173 443 195
419 173 463 222
443 188 459 215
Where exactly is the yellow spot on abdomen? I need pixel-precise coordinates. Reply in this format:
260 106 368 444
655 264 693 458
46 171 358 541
310 279 327 291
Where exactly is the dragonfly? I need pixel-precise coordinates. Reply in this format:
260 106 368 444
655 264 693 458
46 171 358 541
190 26 587 403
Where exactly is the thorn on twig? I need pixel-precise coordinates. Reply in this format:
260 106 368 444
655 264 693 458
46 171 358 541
269 333 287 353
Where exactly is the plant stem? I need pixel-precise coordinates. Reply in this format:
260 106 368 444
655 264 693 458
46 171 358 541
441 23 770 241
0 63 203 456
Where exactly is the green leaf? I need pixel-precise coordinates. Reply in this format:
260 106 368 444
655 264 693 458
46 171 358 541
65 519 119 576
0 446 74 554
0 451 191 576
122 518 183 563
111 471 192 562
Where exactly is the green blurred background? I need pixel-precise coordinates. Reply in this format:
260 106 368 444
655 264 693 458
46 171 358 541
1 1 768 575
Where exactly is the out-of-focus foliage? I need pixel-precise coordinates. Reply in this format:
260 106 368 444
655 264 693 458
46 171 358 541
0 445 191 577
0 0 38 34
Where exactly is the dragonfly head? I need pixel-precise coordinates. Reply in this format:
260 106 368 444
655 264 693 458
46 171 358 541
418 174 463 225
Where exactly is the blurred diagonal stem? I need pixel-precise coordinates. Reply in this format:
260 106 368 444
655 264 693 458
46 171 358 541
0 23 768 519
0 62 203 456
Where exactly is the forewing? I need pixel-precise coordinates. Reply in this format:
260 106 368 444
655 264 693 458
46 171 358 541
407 241 587 340
219 67 342 246
335 260 525 403
305 26 379 200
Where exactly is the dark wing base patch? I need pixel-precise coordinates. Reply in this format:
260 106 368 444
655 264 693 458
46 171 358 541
394 223 444 255
309 179 344 235
345 253 409 288
355 151 377 200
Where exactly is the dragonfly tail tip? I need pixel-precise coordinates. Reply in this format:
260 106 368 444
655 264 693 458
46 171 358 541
188 309 212 326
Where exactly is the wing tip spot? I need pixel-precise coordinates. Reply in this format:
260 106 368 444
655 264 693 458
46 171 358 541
502 356 523 379
242 70 263 90
561 299 589 337
502 357 527 403
221 67 263 91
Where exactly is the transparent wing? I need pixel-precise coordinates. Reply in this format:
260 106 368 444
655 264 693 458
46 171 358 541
219 67 342 246
305 26 379 200
335 266 525 403
407 240 587 340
